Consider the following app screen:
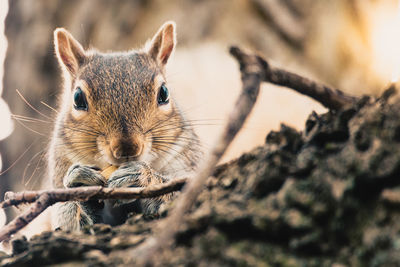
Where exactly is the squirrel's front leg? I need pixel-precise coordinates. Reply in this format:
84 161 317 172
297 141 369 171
51 165 106 231
107 162 175 215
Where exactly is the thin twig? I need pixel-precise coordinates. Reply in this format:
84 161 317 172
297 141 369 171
259 57 358 110
0 193 54 242
0 45 357 251
130 46 265 265
0 178 187 242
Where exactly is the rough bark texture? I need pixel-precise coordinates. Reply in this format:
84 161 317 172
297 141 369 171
2 90 400 266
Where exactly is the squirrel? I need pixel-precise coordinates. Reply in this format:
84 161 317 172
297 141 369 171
44 21 202 231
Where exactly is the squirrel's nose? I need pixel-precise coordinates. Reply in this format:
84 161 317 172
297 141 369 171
110 136 143 160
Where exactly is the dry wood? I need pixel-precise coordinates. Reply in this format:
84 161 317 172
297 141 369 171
128 47 358 265
258 56 358 110
0 178 187 242
130 46 266 265
0 45 357 251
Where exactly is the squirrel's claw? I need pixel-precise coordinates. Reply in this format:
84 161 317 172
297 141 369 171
106 161 170 214
64 164 106 188
107 162 150 207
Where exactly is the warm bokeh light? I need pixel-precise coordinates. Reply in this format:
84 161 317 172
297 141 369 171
0 99 12 141
370 1 400 82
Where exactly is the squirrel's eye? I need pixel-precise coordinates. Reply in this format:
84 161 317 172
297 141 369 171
157 84 169 105
73 87 88 111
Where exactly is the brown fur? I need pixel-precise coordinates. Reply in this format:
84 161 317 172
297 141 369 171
45 21 202 231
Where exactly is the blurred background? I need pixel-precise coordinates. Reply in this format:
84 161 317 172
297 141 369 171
0 0 399 207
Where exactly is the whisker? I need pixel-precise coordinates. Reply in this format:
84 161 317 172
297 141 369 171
144 113 184 134
72 148 100 165
148 122 220 134
150 145 188 169
151 139 204 149
151 121 221 128
67 148 94 164
14 118 47 137
151 135 202 143
41 101 59 114
153 149 194 174
12 114 52 124
16 89 53 120
151 141 196 165
57 125 102 137
70 125 102 135
53 146 98 154
54 141 98 147
154 139 202 155
23 149 46 187
63 128 100 137
53 144 97 153
0 139 38 176
151 141 202 150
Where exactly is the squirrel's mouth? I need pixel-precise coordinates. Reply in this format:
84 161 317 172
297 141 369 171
97 135 147 166
106 155 142 165
102 146 146 166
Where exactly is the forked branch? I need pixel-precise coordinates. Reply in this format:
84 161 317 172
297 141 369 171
129 46 266 265
0 178 187 242
128 46 358 265
0 46 356 249
253 53 358 110
263 63 358 110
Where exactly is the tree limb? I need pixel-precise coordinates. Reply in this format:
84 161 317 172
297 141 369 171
129 46 265 265
0 178 187 242
0 45 357 250
127 46 358 265
257 56 358 110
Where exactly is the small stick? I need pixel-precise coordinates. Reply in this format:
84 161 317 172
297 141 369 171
130 46 265 265
0 178 187 242
0 46 357 248
259 57 358 110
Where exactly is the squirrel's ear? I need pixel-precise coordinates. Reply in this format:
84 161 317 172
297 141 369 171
54 28 86 77
146 21 176 66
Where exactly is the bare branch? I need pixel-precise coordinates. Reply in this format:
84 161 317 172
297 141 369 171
0 193 54 243
0 45 358 253
130 46 265 265
259 57 358 110
0 178 187 242
127 46 358 265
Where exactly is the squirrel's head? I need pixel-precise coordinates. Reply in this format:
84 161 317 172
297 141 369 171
54 22 184 167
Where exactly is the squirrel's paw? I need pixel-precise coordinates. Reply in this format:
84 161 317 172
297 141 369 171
107 161 154 188
107 161 151 208
107 161 169 214
64 164 106 188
